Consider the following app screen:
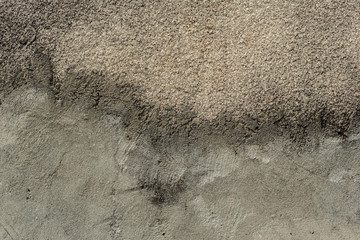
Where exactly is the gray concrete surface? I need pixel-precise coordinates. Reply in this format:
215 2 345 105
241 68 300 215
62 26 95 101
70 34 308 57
1 1 360 239
1 87 360 239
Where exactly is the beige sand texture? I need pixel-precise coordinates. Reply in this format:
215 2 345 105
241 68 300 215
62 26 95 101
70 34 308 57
1 1 360 132
53 1 360 132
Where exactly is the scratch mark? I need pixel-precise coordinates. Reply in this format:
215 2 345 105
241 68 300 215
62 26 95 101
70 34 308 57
48 152 66 178
0 222 16 240
118 133 142 171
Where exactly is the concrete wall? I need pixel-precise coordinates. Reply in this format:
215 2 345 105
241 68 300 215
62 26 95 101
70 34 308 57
1 1 360 239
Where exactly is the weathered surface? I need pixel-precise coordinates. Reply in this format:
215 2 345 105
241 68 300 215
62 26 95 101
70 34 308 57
2 0 360 135
1 1 360 239
1 87 360 239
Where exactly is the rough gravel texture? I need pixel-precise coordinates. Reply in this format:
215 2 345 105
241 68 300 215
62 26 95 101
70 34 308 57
1 0 360 138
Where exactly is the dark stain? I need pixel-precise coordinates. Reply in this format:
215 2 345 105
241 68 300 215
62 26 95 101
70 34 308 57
30 50 53 88
139 174 186 205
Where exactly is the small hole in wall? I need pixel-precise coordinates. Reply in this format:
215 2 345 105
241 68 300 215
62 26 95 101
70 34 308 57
27 188 31 192
162 232 165 236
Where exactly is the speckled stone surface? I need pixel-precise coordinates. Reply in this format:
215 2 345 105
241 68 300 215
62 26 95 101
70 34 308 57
2 0 360 134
